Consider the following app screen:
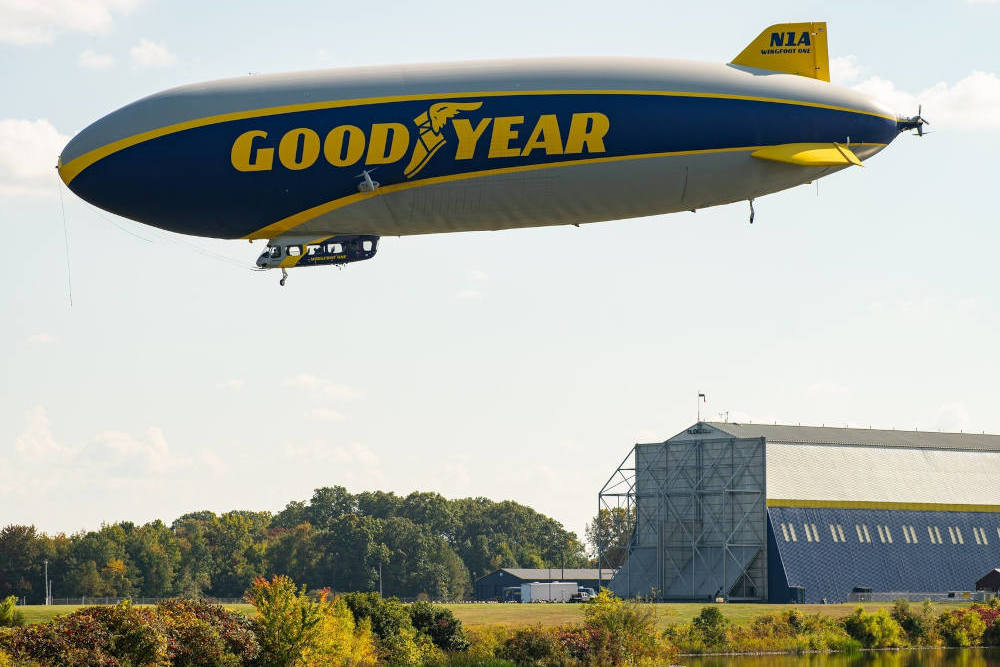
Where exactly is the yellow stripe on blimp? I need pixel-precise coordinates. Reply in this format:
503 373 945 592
244 142 886 239
767 498 1000 513
58 89 896 185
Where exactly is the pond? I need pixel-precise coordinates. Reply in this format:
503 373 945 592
681 648 1000 667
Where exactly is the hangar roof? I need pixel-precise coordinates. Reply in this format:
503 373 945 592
494 568 613 581
704 422 1000 452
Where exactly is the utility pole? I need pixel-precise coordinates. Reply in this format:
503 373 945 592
44 560 49 606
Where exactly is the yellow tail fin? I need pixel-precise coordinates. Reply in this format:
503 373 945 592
730 22 829 82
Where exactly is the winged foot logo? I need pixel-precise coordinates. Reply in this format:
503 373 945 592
230 100 611 180
404 102 483 178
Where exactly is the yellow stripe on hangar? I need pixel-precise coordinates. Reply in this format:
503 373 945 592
58 89 896 185
767 498 1000 513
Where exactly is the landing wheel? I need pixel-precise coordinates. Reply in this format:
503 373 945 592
279 268 288 286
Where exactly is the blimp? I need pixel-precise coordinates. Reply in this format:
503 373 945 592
58 22 925 284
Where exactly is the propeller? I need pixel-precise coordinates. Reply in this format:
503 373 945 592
898 105 930 136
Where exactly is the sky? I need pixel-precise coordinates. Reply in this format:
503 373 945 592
1 0 999 546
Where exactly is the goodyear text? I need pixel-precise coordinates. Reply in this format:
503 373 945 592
230 107 610 178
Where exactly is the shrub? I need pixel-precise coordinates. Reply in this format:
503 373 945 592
0 602 168 666
0 598 23 629
0 649 11 667
890 599 935 645
969 602 1000 628
842 607 905 648
341 592 428 664
722 609 857 654
155 598 260 667
410 600 470 652
158 598 260 665
937 608 986 648
300 597 378 666
582 591 675 665
983 619 1000 647
496 625 566 666
691 606 729 648
246 575 324 667
465 625 511 661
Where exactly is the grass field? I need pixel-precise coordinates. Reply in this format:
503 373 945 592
15 601 968 631
442 601 971 632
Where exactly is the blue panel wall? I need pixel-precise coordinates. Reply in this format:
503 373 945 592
767 507 1000 604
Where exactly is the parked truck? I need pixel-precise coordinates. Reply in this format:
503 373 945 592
520 581 578 603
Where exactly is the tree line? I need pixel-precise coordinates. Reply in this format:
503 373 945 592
0 487 591 603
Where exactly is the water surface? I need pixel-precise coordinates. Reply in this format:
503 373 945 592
682 648 1000 667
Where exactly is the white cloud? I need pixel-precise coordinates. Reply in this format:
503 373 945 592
933 402 972 432
78 48 115 69
845 64 1000 131
281 441 384 485
15 406 74 464
216 378 245 390
129 38 176 68
84 427 191 475
27 332 57 344
830 55 863 85
281 373 362 400
469 269 488 281
456 289 483 300
807 381 850 396
0 0 141 45
309 407 345 421
13 406 196 478
0 119 69 197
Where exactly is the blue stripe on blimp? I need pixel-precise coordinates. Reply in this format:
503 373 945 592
767 506 1000 603
66 93 898 239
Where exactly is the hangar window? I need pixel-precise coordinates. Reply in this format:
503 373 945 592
788 523 798 542
877 525 886 543
829 524 839 542
928 526 937 544
955 527 964 544
855 525 864 543
837 524 846 542
781 523 790 542
974 528 982 545
862 525 871 543
910 525 918 543
982 528 989 545
902 526 911 544
885 526 892 543
935 526 943 544
948 527 956 544
811 523 820 542
804 524 812 542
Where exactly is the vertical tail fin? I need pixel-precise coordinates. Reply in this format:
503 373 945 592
729 22 829 82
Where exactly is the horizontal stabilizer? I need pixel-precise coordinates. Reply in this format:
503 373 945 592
731 22 829 82
751 142 863 167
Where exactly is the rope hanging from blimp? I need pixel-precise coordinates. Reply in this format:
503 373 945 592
55 173 74 308
81 203 259 272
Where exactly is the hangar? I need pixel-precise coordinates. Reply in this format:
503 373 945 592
599 422 1000 603
474 568 615 601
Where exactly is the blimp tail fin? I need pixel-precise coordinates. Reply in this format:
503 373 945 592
730 22 829 82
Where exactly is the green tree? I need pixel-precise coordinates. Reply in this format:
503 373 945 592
586 506 636 567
